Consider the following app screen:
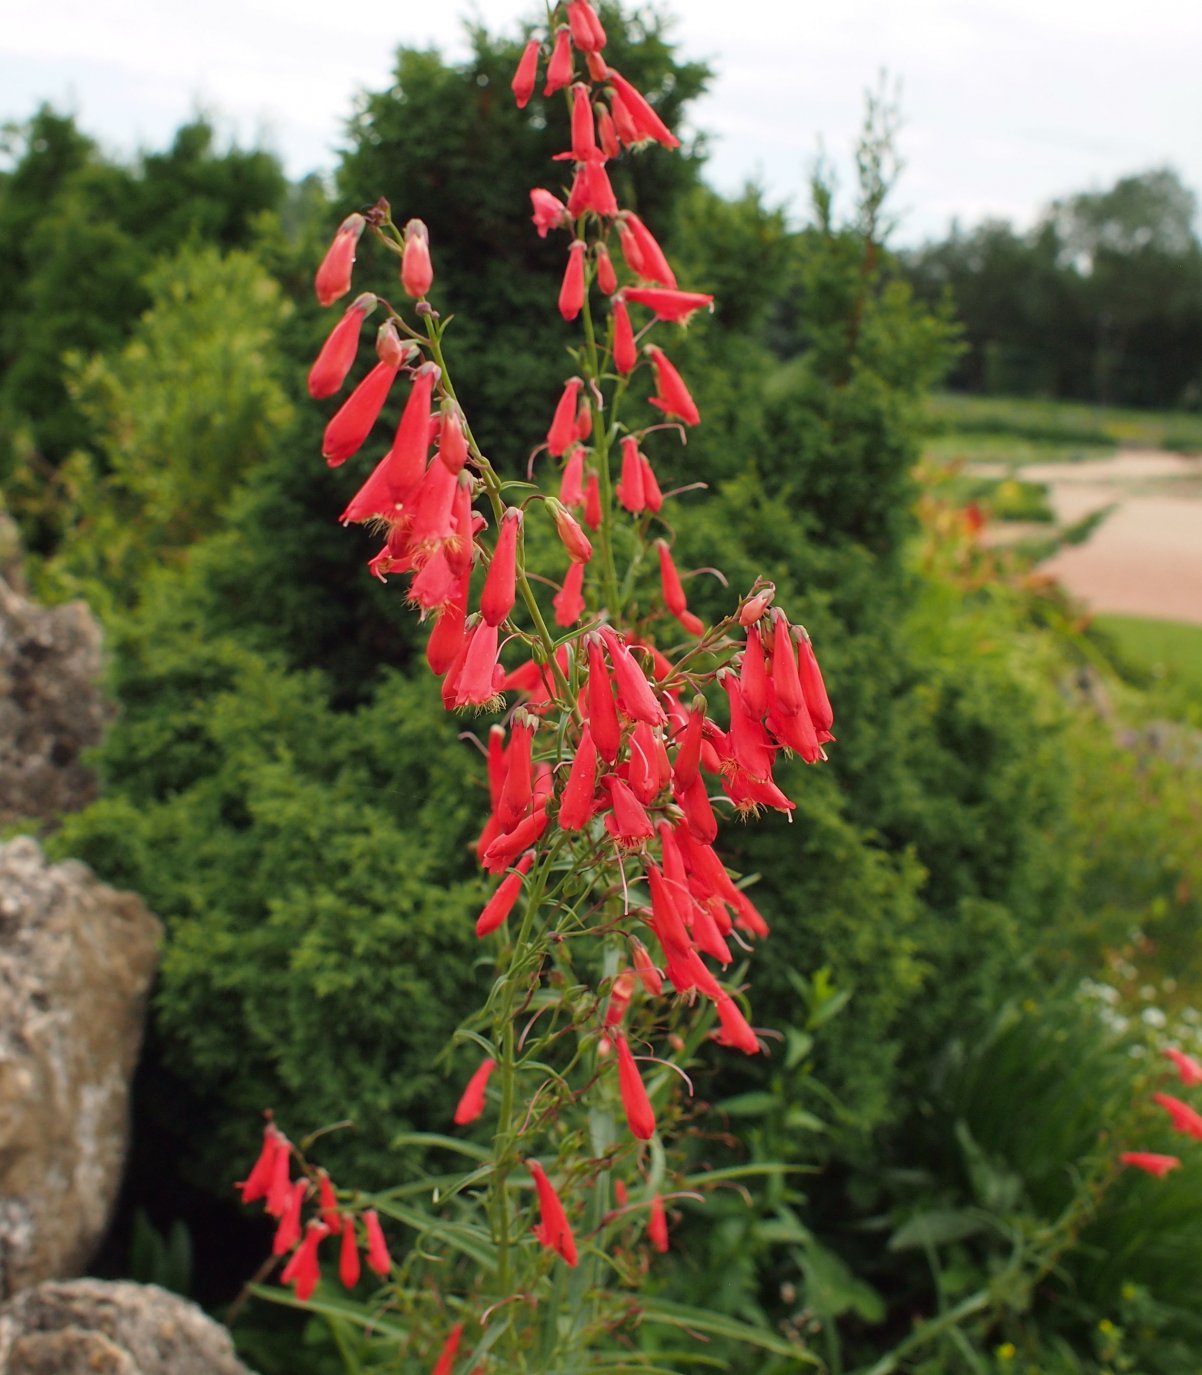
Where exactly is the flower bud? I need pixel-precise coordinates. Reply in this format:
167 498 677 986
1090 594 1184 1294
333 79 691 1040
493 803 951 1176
315 212 365 307
307 294 376 399
512 37 540 108
401 218 434 299
544 27 574 96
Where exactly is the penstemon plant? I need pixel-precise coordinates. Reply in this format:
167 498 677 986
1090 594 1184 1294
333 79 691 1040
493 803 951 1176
236 3 836 1369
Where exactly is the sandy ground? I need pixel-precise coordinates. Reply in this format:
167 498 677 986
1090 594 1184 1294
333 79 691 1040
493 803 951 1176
977 450 1202 625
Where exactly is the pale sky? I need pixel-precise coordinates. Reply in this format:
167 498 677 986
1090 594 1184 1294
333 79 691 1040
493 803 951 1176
3 0 1200 245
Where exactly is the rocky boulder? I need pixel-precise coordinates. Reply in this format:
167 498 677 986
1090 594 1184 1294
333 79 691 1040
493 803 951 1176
0 1280 253 1375
0 577 111 830
0 840 162 1298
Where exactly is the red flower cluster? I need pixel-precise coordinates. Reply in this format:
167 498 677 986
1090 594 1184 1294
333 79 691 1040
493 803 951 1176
1120 1045 1202 1178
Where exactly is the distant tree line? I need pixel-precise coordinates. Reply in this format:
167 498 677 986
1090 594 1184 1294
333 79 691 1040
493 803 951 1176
901 167 1202 409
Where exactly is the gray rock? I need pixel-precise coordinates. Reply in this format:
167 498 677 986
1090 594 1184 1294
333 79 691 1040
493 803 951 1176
0 840 162 1297
0 577 111 830
0 1280 253 1375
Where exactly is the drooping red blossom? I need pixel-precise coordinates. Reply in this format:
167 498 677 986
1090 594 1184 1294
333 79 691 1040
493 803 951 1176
655 541 703 635
481 507 522 627
603 775 656 848
482 805 549 874
623 213 678 288
648 1194 670 1253
570 83 598 162
796 630 835 736
1121 1151 1181 1178
318 1170 339 1229
322 354 400 467
548 378 584 457
585 636 622 763
530 187 569 238
238 1123 285 1205
338 1215 361 1289
583 472 603 530
544 27 574 96
512 37 541 108
640 453 663 512
528 1159 578 1267
559 240 588 321
615 1033 656 1140
315 212 366 306
1164 1047 1202 1087
308 294 376 399
547 497 594 563
605 69 681 150
602 630 667 727
401 218 434 298
553 559 586 627
597 104 620 160
433 1323 466 1375
595 244 617 294
617 436 646 513
714 994 761 1055
273 1178 309 1255
281 1220 329 1302
605 969 637 1027
567 0 607 51
559 446 586 506
497 719 534 832
624 287 714 323
454 1058 498 1125
265 1134 293 1217
558 724 600 830
612 298 637 374
1154 1092 1202 1139
631 937 664 996
646 346 700 426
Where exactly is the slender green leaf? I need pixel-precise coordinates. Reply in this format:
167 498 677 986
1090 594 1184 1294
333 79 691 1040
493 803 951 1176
638 1298 819 1363
248 1284 409 1342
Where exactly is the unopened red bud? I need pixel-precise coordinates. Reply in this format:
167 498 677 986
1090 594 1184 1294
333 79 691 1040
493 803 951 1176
548 377 584 457
401 219 434 299
571 84 598 162
738 586 775 625
553 558 586 627
315 212 365 307
512 37 541 108
597 105 620 160
547 497 593 563
595 244 617 295
375 320 410 368
613 298 637 375
438 405 469 474
618 436 646 513
605 969 637 1027
615 1033 656 1140
567 0 607 52
560 446 585 506
583 472 602 530
631 938 664 996
559 240 588 321
544 27 574 95
481 507 522 628
307 293 376 399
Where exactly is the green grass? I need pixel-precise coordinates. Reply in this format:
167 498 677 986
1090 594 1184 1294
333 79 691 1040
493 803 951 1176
926 392 1202 461
1092 614 1202 726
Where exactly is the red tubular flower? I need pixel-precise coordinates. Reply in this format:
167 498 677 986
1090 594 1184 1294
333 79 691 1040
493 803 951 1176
318 1170 339 1229
512 37 540 108
615 1033 656 1140
583 473 602 530
401 218 434 299
438 405 469 475
770 611 806 716
454 1057 498 1125
322 356 400 467
721 673 776 781
315 212 366 306
281 1220 329 1302
433 1323 465 1375
548 378 584 457
238 1123 285 1205
617 222 646 277
624 213 678 288
1121 1151 1181 1177
714 994 761 1055
308 294 376 399
528 1159 578 1267
605 969 637 1028
624 287 714 323
675 771 718 843
481 508 522 628
605 69 681 150
1164 1047 1202 1086
547 497 594 563
559 446 585 506
585 636 622 763
595 244 617 295
767 696 821 764
497 718 534 832
656 540 691 618
640 454 664 513
601 627 667 727
363 1209 392 1277
273 1178 309 1256
544 27 574 96
672 698 706 790
530 187 569 238
559 241 588 321
603 775 655 848
567 0 607 52
796 631 835 736
646 346 700 426
577 161 619 218
482 805 549 874
613 298 637 375
646 861 690 953
575 397 593 441
739 587 776 626
1154 1092 1202 1139
617 435 646 513
631 937 664 996
558 723 600 830
265 1134 293 1217
447 619 502 710
338 1215 361 1289
597 105 620 160
570 84 598 162
648 1195 670 1253
553 559 586 627
425 571 470 674
740 626 771 717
